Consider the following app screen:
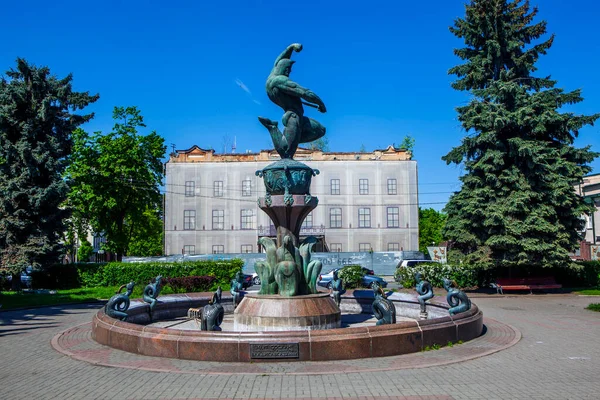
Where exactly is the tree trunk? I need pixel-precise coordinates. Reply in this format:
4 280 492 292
11 273 21 291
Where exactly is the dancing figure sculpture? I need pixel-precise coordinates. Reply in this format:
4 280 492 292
372 281 396 325
105 281 135 321
258 43 327 159
415 272 434 319
331 269 346 308
230 271 244 307
443 278 472 315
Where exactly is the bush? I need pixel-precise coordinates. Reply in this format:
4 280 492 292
165 276 216 293
29 260 243 290
394 263 478 289
338 265 364 289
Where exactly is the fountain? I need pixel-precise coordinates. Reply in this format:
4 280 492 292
90 44 484 362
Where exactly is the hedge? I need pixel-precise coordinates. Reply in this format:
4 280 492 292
338 265 364 289
395 263 478 289
165 276 217 293
30 260 244 290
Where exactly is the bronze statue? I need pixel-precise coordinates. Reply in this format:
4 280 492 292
143 275 162 319
105 281 135 321
230 271 244 307
415 272 434 318
201 288 225 331
372 282 396 325
258 43 327 159
331 269 346 308
443 278 472 315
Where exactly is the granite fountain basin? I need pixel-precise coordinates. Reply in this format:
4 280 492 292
92 291 483 362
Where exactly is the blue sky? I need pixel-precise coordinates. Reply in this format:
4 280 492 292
2 0 599 210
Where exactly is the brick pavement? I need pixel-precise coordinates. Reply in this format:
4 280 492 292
1 295 600 399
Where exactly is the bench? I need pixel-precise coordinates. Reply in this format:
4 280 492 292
493 277 562 294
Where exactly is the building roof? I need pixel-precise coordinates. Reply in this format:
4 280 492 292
168 144 412 163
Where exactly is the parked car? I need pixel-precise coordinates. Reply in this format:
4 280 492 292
317 267 386 289
251 273 261 286
3 267 33 289
242 274 253 289
396 259 439 269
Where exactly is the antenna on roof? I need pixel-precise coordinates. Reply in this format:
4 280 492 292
232 136 237 153
170 143 176 155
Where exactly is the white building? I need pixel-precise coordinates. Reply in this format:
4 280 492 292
164 145 419 255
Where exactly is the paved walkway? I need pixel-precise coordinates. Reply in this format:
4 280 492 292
1 295 600 399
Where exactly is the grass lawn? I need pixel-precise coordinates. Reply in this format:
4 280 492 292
0 285 181 311
574 287 600 296
0 287 119 310
586 303 600 312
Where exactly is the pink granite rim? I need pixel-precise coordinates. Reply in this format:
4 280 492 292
91 292 483 362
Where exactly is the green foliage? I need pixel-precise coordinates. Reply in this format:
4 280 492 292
305 137 329 152
127 206 163 256
78 240 94 262
394 262 478 289
66 106 166 261
419 208 447 253
338 265 364 289
443 1 599 271
29 260 243 290
398 135 415 154
359 144 367 153
586 303 600 312
0 59 98 274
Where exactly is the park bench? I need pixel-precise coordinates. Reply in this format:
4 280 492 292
493 277 562 294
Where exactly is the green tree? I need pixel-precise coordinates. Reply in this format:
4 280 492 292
398 135 415 154
443 0 599 270
67 106 165 261
419 208 446 253
77 239 94 262
305 137 330 152
359 144 367 153
127 205 164 257
0 59 98 286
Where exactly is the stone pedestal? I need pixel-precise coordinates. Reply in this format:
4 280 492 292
233 293 341 331
258 194 317 247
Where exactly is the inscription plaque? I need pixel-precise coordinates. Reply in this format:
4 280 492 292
250 343 300 359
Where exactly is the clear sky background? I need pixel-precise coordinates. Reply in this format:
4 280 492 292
1 0 598 210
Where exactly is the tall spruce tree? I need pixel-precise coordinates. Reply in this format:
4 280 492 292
443 0 599 270
0 59 98 283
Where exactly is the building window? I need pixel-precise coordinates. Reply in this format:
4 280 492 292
241 209 255 230
302 212 313 229
387 179 397 195
330 243 342 252
212 245 224 254
213 181 223 197
387 207 399 228
330 208 342 228
388 243 400 251
183 245 195 255
359 179 369 195
359 243 371 252
359 208 371 228
184 210 196 230
242 179 252 197
185 181 195 197
241 244 253 253
330 179 340 195
212 210 224 230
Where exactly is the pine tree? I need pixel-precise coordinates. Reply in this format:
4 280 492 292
0 59 98 283
443 0 599 270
